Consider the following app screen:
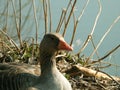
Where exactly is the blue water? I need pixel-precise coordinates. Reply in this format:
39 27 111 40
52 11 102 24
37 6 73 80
0 0 120 76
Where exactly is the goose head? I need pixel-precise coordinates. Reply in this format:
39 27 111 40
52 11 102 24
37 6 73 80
39 33 73 57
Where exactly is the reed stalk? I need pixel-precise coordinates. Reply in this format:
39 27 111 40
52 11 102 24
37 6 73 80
11 0 23 48
76 0 102 56
32 0 39 44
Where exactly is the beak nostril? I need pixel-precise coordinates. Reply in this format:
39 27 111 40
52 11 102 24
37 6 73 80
58 39 73 51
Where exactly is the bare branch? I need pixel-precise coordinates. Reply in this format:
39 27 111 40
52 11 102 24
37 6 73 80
77 0 102 56
0 28 20 51
92 44 120 64
32 0 39 44
48 0 52 32
11 0 23 48
62 0 77 37
43 0 48 34
70 0 90 46
56 0 72 33
89 16 120 58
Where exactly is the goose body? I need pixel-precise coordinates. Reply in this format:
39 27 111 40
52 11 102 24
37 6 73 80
0 63 39 90
0 33 72 90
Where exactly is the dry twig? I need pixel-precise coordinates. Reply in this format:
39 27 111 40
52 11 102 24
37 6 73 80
0 28 20 51
62 0 77 37
43 0 48 34
32 0 39 44
89 16 120 59
11 0 23 48
76 0 102 56
70 0 90 46
56 0 72 33
92 44 120 64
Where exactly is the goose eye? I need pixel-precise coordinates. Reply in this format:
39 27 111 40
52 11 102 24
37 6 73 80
51 37 54 40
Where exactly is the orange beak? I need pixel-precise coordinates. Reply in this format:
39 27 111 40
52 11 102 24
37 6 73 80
58 38 73 51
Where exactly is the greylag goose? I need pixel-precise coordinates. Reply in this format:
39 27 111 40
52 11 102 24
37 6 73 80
0 33 73 90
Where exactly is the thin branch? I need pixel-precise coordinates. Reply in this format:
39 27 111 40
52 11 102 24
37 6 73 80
76 0 102 56
5 0 9 32
90 0 102 35
97 70 120 86
78 0 90 22
76 35 92 56
70 10 76 46
56 9 66 33
21 3 32 29
89 16 120 58
48 0 52 32
43 0 48 34
11 0 23 48
70 0 90 46
94 77 107 90
92 44 120 64
91 36 100 58
19 0 22 42
32 0 39 44
1 41 14 53
0 28 20 51
62 0 77 37
70 18 77 46
56 0 72 33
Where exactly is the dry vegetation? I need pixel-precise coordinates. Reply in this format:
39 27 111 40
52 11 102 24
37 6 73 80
0 0 120 90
